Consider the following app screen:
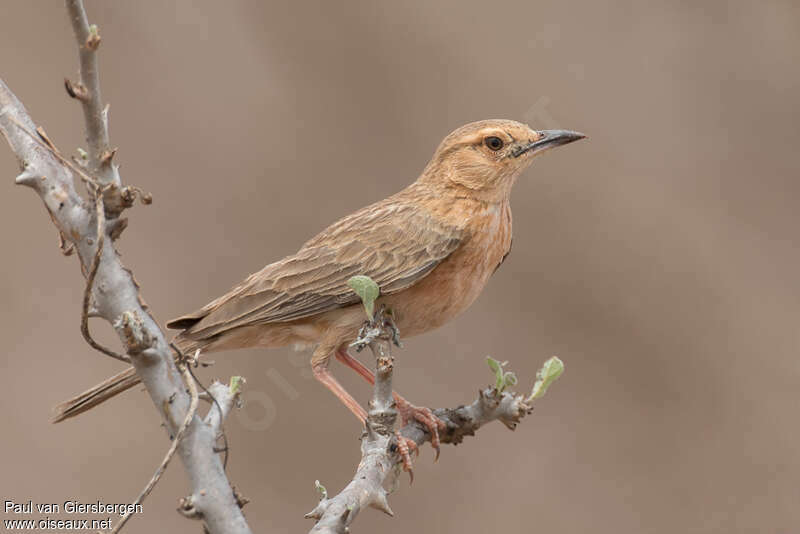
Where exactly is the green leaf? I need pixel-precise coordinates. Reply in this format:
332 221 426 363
503 371 518 389
486 356 504 390
487 357 520 392
529 356 564 400
347 275 380 319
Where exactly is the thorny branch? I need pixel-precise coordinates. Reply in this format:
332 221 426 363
65 0 122 217
110 354 201 534
305 306 563 534
0 1 252 532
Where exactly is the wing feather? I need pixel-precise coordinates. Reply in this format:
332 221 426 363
169 199 463 340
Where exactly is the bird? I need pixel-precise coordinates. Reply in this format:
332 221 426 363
54 119 585 459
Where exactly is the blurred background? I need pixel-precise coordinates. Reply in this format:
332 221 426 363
1 1 798 532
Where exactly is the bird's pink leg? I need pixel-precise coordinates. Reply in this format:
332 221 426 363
312 361 367 423
335 348 446 460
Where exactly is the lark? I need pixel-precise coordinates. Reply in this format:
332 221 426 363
56 120 584 458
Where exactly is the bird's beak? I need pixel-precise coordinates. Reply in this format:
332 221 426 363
511 129 586 158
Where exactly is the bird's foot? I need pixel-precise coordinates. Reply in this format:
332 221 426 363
395 396 446 460
394 431 418 483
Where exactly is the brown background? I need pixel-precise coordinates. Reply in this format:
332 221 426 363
1 1 798 532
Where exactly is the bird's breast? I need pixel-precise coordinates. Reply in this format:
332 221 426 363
386 201 512 337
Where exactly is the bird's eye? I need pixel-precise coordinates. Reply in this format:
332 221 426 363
484 136 504 151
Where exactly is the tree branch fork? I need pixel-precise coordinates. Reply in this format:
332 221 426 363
305 304 563 534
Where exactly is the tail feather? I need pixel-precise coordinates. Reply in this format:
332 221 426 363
52 367 140 423
52 335 209 423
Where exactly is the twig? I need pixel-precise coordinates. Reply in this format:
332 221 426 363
307 309 559 534
203 380 242 431
306 310 400 532
9 115 99 188
65 0 123 216
81 188 129 363
110 355 200 534
202 376 245 470
308 383 539 534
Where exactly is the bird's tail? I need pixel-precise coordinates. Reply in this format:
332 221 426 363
52 335 208 423
52 366 141 423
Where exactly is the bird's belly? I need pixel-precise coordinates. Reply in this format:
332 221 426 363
385 211 511 338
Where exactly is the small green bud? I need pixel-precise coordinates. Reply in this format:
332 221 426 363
314 480 327 500
229 376 244 395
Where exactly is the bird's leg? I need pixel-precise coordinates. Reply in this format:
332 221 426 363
335 348 446 459
311 360 367 423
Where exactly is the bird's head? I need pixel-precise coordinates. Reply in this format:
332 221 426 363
421 119 585 201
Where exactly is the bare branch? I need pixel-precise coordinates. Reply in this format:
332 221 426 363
204 377 245 434
81 190 129 363
306 309 556 534
64 0 125 216
0 5 253 530
110 358 200 534
306 311 399 532
309 384 536 534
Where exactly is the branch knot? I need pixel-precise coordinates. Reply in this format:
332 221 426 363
115 310 154 355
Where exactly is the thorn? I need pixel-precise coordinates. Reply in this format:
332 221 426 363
304 507 323 520
500 419 517 431
15 170 38 186
109 217 128 240
100 147 117 166
371 491 394 517
365 421 380 442
64 78 88 100
231 485 249 509
57 231 75 256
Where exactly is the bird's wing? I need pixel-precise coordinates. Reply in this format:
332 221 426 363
168 199 463 340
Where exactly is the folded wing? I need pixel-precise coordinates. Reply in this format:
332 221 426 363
168 199 463 341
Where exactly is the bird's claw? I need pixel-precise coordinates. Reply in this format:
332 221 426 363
394 431 418 483
396 397 446 461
